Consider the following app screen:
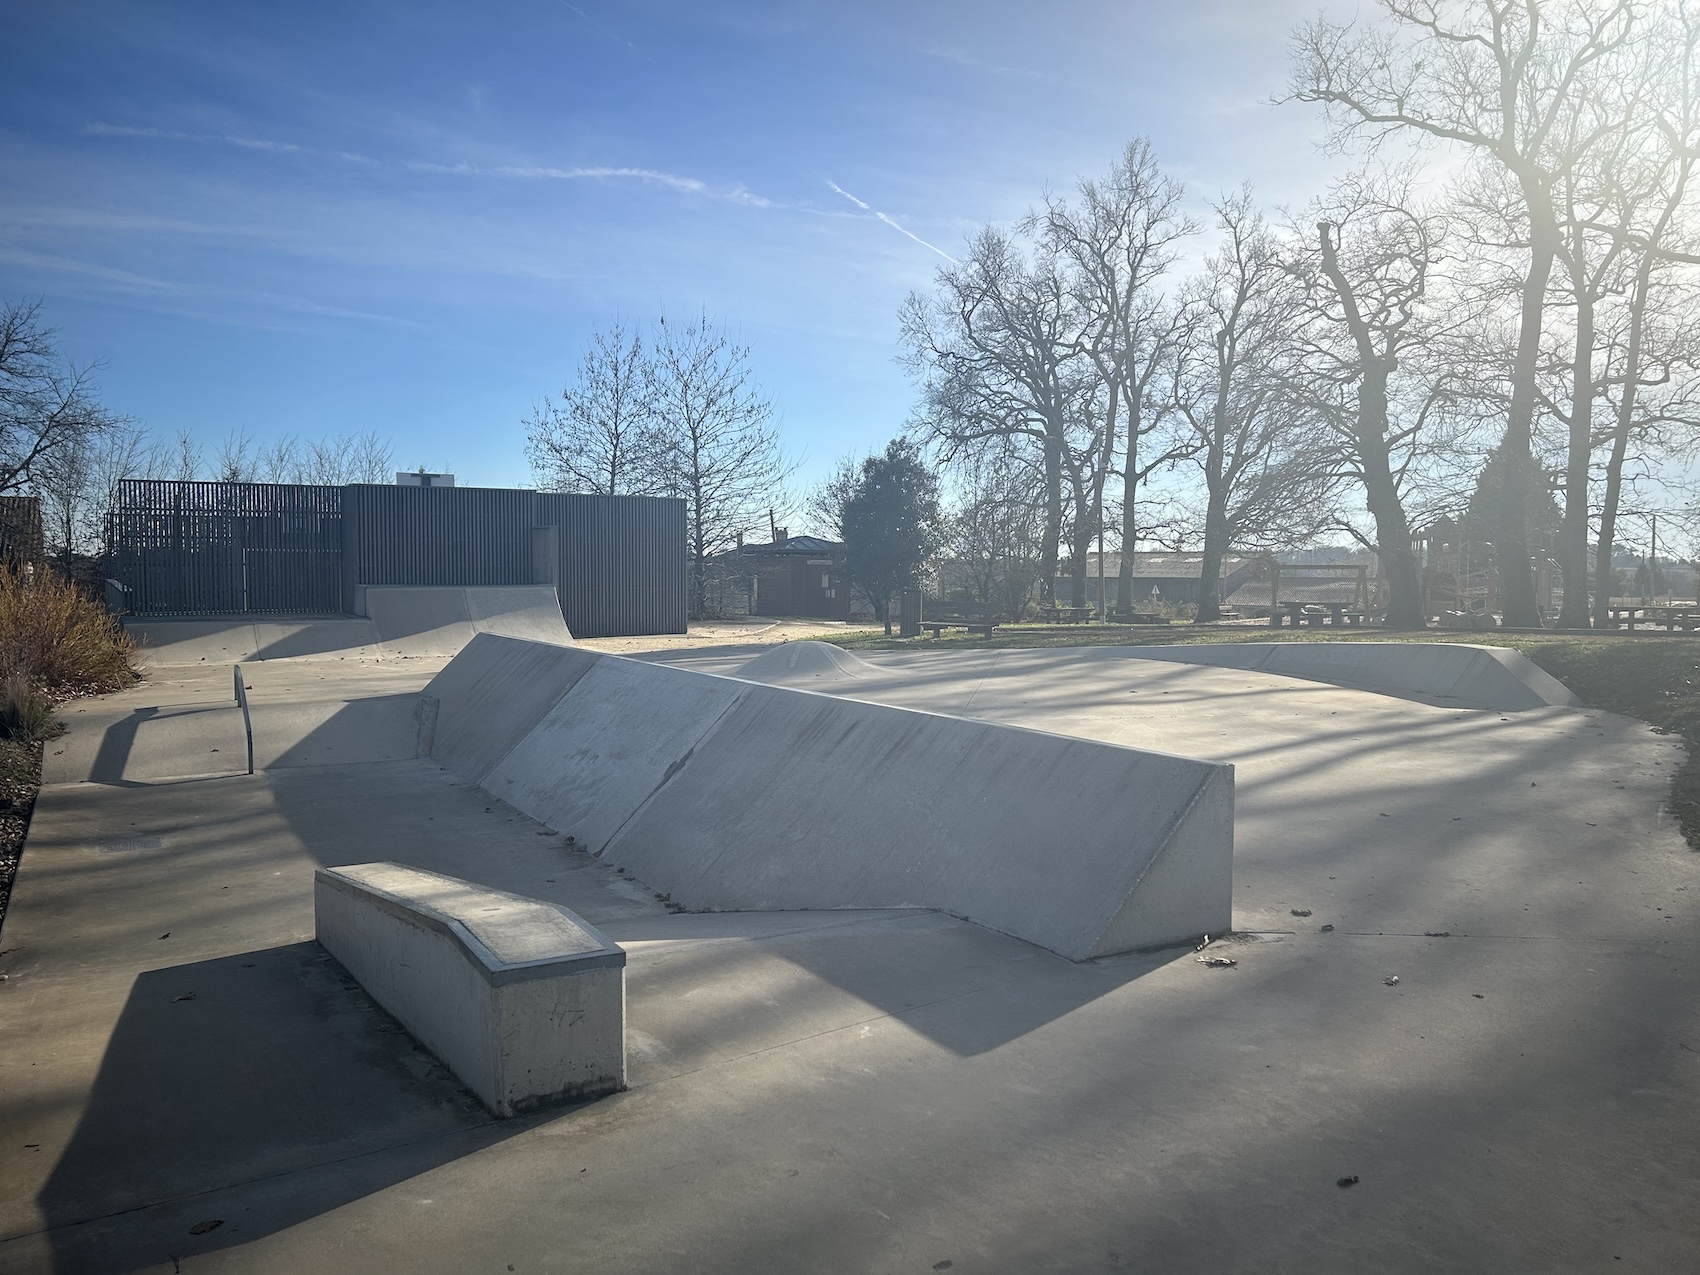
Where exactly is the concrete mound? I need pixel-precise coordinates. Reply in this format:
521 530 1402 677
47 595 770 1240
734 641 878 687
425 634 1234 961
1113 642 1579 712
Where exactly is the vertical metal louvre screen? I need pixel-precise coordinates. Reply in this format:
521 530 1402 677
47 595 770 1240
108 480 686 636
109 480 344 615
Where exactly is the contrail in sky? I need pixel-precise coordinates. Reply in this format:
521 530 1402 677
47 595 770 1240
827 181 957 262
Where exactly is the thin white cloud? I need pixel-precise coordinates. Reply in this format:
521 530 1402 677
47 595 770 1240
827 180 871 210
828 181 956 262
0 247 424 328
86 122 765 205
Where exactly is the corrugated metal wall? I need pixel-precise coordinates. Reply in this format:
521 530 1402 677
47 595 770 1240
109 480 687 636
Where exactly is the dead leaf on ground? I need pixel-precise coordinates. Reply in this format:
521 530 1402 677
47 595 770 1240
188 1220 223 1235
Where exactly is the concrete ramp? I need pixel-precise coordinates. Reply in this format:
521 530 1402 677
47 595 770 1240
1115 642 1578 712
425 635 1233 960
359 585 574 656
734 641 879 688
126 586 573 667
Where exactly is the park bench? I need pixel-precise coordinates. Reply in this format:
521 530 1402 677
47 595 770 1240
315 862 626 1116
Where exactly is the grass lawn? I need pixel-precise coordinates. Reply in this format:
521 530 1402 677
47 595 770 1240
825 624 1700 851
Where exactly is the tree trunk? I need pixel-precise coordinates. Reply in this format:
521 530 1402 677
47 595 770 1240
1594 258 1651 628
1556 279 1595 627
1356 366 1425 629
1115 398 1142 620
1498 204 1559 628
1195 489 1229 623
1068 470 1094 609
1039 431 1062 607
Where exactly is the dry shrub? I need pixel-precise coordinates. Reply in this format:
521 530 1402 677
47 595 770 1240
0 564 136 697
0 674 59 742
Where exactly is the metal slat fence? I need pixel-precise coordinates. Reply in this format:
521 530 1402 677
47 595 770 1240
109 481 343 615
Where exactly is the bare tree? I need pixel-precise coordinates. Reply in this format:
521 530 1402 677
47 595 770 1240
903 229 1090 607
1286 175 1452 626
34 419 153 564
296 432 392 485
1036 139 1199 617
1173 193 1334 621
646 313 789 619
944 444 1046 621
165 428 202 481
525 319 658 495
1290 0 1640 624
0 299 122 493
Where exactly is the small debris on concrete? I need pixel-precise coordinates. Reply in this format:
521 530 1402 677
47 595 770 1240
1383 976 1399 986
1424 931 1452 938
157 932 170 940
1379 812 1388 817
1291 908 1312 917
1197 954 1238 968
188 1220 223 1235
1194 934 1213 951
934 1262 954 1271
1336 1176 1360 1188
565 835 576 845
170 992 196 1003
1320 924 1335 932
1473 993 1485 999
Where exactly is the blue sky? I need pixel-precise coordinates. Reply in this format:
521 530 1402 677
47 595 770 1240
1 0 1345 492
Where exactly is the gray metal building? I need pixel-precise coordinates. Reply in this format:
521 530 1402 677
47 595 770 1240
107 480 686 638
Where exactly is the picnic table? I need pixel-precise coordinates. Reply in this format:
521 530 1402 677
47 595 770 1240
1269 601 1370 628
1607 605 1700 631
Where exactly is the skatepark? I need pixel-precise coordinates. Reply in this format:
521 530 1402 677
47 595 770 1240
1 607 1697 1272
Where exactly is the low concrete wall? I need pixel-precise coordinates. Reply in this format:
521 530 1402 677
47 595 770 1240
315 863 625 1116
1114 642 1579 712
427 636 1234 960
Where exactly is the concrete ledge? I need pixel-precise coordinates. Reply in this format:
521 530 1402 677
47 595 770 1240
315 863 625 1116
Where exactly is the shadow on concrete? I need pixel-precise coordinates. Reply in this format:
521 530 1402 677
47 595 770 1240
86 708 158 787
35 940 517 1273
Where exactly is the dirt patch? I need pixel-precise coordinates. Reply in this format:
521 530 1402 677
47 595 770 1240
0 737 42 938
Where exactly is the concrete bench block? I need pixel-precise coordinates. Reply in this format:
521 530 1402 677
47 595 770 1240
314 862 625 1116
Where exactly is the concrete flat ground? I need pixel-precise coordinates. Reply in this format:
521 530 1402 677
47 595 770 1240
1 644 1696 1273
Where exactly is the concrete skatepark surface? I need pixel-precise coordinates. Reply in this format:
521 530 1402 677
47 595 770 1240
1 633 1697 1271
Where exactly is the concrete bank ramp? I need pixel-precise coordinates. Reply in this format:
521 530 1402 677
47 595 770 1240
734 640 879 687
127 585 573 667
425 634 1234 961
1116 642 1579 712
